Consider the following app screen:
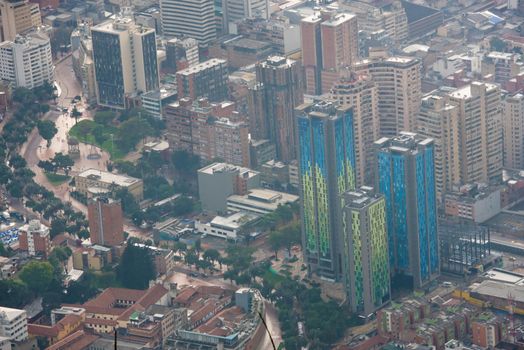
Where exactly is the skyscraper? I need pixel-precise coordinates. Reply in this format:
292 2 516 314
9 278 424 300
223 0 269 33
354 56 421 138
252 56 304 162
417 92 460 201
375 132 439 288
331 73 379 186
341 188 390 315
296 101 356 280
160 0 216 45
502 93 524 170
301 10 358 95
92 16 159 109
447 82 503 184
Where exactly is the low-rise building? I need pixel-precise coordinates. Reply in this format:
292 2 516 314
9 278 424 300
195 212 258 241
444 183 501 223
72 245 112 271
18 220 51 257
75 169 144 201
140 88 177 120
28 313 84 346
226 188 298 215
0 307 28 344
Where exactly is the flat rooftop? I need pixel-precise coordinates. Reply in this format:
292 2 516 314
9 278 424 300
471 280 524 304
77 169 141 187
198 163 259 178
177 58 227 76
210 212 259 230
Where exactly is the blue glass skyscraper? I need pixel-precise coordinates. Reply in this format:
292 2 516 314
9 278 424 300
374 132 439 288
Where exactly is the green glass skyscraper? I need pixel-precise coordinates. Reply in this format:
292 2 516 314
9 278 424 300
296 101 356 280
341 188 390 316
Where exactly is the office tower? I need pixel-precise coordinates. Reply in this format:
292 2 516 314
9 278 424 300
301 10 358 95
223 0 269 33
0 31 53 89
88 197 124 247
354 56 421 137
160 0 216 45
92 17 159 109
375 132 439 288
503 93 524 170
447 82 503 184
18 220 51 257
252 56 304 162
0 0 41 42
331 73 379 186
296 101 356 280
341 188 390 316
176 58 228 102
417 93 460 202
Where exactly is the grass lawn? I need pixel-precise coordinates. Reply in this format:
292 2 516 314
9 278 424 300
45 172 70 186
69 120 126 159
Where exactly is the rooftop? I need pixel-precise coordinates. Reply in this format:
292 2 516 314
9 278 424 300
198 162 259 178
471 280 524 304
77 169 141 187
209 212 259 230
177 58 227 76
448 81 498 100
0 307 25 322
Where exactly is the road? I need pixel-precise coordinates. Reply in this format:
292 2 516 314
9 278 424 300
256 302 283 350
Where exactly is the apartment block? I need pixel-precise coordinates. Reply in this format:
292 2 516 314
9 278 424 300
0 0 41 42
176 58 228 102
503 93 524 170
18 220 51 257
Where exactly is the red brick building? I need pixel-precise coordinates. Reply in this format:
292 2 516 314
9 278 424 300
18 220 51 257
87 197 124 247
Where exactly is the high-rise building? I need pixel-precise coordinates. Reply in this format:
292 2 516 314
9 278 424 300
354 56 421 138
341 188 390 316
331 73 379 186
301 10 358 95
251 56 303 162
160 0 216 45
92 17 159 109
87 197 124 247
223 0 269 33
375 132 439 288
296 101 356 280
0 0 41 42
502 93 524 170
18 220 51 257
417 92 460 201
164 37 199 73
0 31 53 89
176 58 228 102
447 82 503 184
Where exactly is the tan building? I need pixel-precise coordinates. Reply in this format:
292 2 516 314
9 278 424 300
331 73 379 186
417 92 460 201
447 82 503 184
0 0 41 42
502 93 524 170
75 169 144 201
354 56 421 138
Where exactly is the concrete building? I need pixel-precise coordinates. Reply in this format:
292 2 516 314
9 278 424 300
164 37 199 73
354 56 421 138
195 211 258 240
87 197 124 247
417 92 460 202
176 58 228 102
227 188 298 215
140 88 177 120
75 169 144 201
71 24 97 105
375 132 439 288
0 31 54 89
0 307 28 344
251 56 303 162
92 16 159 109
331 73 379 186
160 0 216 45
444 183 501 224
301 10 358 95
209 37 274 70
296 101 356 281
341 188 390 316
18 220 51 257
223 0 269 33
72 245 112 271
0 0 41 42
447 82 503 184
503 93 524 170
197 162 260 213
249 139 276 169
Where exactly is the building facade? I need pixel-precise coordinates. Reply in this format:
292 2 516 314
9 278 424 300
74 169 144 200
0 31 53 89
0 307 28 344
503 93 524 170
91 16 159 109
18 220 51 257
176 58 228 102
0 0 41 42
375 132 439 288
223 0 269 33
87 197 124 247
296 101 356 280
331 73 379 186
160 0 216 44
341 188 390 316
251 56 303 162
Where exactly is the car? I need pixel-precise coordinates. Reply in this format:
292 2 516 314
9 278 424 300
189 272 199 278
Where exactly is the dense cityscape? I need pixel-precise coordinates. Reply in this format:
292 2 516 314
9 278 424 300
1 0 524 349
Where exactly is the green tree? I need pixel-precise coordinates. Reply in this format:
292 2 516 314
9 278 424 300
172 196 194 216
51 152 74 175
71 106 82 124
94 110 116 125
37 120 58 147
9 154 27 169
0 279 32 308
19 261 54 294
490 37 507 52
172 150 200 176
117 243 156 289
203 248 220 264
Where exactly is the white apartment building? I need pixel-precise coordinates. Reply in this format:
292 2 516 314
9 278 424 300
0 307 28 344
503 93 524 170
0 31 53 89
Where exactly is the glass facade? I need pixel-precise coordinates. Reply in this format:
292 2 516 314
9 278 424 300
141 32 159 93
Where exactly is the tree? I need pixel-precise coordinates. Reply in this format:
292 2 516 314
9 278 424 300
490 37 507 52
172 196 194 216
71 106 82 124
203 249 220 264
185 249 199 267
19 261 54 294
37 120 58 147
50 218 67 238
51 153 74 175
94 110 116 125
9 154 27 169
0 279 32 308
114 188 140 216
42 292 62 316
117 243 156 289
38 160 56 173
0 243 7 257
172 150 200 176
269 230 284 260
